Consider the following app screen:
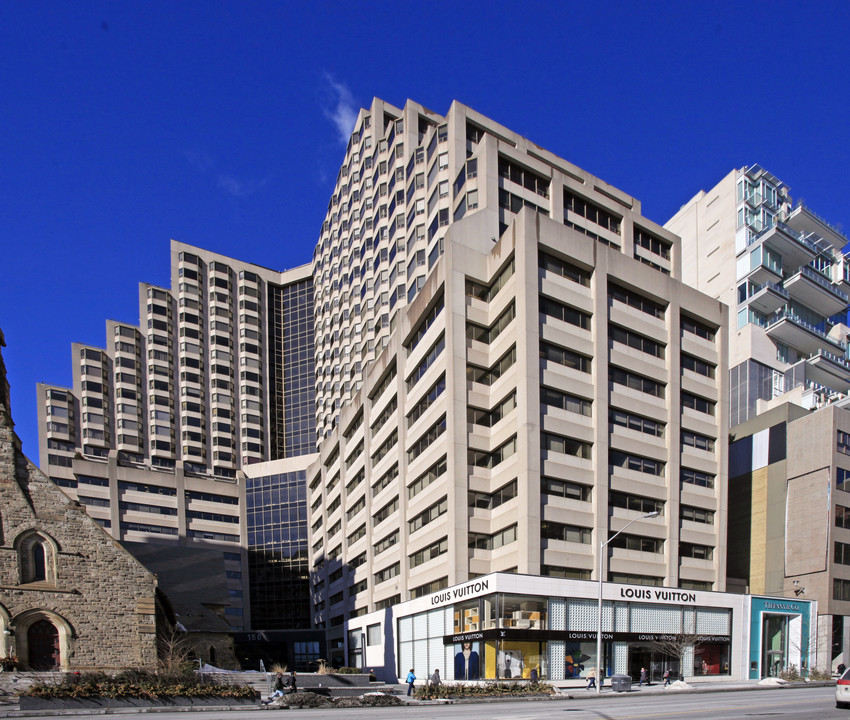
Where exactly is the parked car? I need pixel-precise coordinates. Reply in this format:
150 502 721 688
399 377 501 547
835 668 850 708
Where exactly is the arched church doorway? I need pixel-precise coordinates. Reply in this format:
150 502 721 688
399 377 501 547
27 619 59 669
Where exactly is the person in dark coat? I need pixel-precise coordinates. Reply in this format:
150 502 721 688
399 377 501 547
261 672 285 704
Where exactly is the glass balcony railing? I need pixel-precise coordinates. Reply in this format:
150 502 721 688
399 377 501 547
747 220 819 253
798 264 849 302
766 308 846 350
796 202 849 244
811 348 850 371
754 281 788 298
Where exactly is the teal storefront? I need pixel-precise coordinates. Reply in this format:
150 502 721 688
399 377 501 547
749 597 813 679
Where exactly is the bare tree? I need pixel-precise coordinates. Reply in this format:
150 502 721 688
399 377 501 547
157 630 193 675
650 633 704 680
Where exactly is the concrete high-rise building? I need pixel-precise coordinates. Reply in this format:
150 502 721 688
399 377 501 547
666 166 850 669
37 241 317 631
306 99 729 663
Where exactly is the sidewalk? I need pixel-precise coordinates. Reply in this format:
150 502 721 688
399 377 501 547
0 679 835 716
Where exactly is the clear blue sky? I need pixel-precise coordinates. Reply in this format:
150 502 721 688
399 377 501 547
2 1 849 463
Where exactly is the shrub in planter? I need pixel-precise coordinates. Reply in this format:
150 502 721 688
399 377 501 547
0 656 20 671
20 669 258 700
416 681 554 699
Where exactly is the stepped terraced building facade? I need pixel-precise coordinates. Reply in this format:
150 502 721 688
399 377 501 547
36 244 317 635
305 100 729 663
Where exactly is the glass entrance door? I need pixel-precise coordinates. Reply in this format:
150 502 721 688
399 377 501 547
762 614 788 677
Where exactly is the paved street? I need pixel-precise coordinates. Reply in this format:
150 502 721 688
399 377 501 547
2 685 843 720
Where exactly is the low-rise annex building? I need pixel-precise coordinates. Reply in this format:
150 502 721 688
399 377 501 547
0 328 165 670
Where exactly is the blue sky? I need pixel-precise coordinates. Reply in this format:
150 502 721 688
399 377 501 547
2 1 849 462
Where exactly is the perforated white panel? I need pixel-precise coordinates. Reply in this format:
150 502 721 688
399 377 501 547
683 645 694 674
399 615 413 636
696 608 730 634
613 642 628 676
629 604 681 633
614 603 629 631
568 599 605 631
683 607 696 634
550 598 566 631
549 640 565 680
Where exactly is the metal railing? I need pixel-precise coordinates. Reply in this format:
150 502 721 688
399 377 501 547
795 202 849 243
798 264 849 301
766 309 847 350
811 348 850 371
747 220 819 253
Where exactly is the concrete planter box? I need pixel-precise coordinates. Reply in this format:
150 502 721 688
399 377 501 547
20 696 258 710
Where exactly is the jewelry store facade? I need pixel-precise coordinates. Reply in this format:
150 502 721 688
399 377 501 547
346 574 815 684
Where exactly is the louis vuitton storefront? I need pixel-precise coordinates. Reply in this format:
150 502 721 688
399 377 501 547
346 573 815 684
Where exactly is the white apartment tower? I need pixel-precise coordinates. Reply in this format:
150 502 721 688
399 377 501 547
666 165 850 426
307 100 729 646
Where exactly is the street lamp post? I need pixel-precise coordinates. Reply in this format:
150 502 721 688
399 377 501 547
596 510 660 694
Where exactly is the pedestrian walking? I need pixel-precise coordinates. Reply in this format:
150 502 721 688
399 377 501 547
639 667 647 686
585 666 596 689
406 668 416 696
429 668 442 687
663 668 671 686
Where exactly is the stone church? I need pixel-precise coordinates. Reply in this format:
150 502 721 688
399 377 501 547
0 329 163 670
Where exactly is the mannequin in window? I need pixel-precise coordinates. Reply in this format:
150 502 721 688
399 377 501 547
454 641 480 680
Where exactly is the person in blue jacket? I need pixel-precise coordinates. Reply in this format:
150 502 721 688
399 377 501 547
406 668 416 695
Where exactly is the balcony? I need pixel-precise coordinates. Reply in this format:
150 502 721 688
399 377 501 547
783 265 849 317
748 221 817 270
740 248 782 288
744 282 788 315
790 350 850 393
765 309 846 356
832 259 850 296
785 204 848 251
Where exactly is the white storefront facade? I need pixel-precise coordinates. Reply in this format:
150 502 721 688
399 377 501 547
346 573 816 684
